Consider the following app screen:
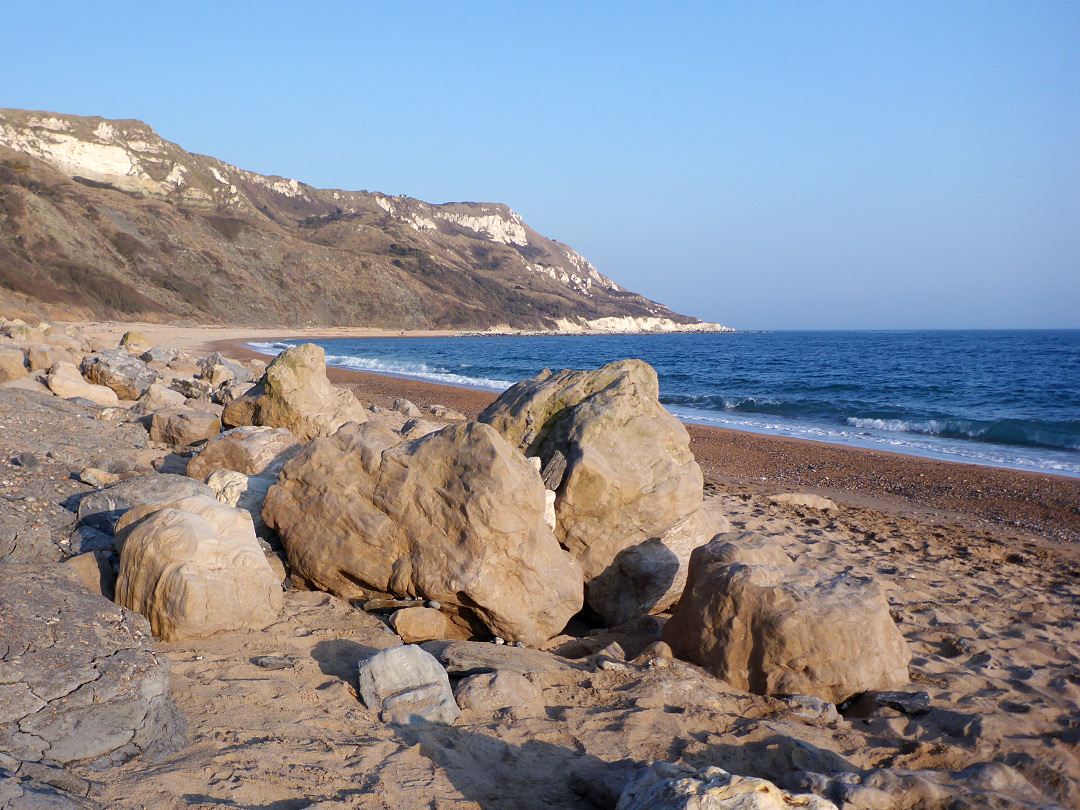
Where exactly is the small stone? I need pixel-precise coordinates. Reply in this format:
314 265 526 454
874 690 932 715
79 467 121 488
494 636 505 645
425 600 441 610
255 656 292 670
15 452 43 473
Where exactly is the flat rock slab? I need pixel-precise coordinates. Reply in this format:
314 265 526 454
421 640 577 676
0 564 185 767
76 474 213 535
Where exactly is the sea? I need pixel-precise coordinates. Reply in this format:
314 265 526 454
249 330 1080 479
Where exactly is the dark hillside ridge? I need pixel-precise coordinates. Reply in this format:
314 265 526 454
0 108 726 331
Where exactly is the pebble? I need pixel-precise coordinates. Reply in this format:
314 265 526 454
493 636 505 645
15 452 42 473
255 656 292 670
875 690 932 716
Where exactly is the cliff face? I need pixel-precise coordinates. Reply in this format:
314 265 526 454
0 109 726 331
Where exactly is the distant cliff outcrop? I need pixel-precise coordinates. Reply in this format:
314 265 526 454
0 108 729 332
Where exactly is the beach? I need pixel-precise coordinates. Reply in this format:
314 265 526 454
3 319 1080 808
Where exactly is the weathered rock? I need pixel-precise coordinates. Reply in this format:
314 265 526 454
114 496 283 641
356 645 460 725
422 640 576 676
25 344 73 374
184 425 302 481
15 451 42 473
429 404 466 421
204 469 274 535
617 762 838 810
392 397 422 417
399 417 441 439
0 564 184 767
138 382 187 410
479 360 708 625
453 670 544 717
67 525 114 555
118 331 151 351
874 690 932 715
169 377 213 401
663 538 911 704
76 473 214 534
61 549 117 599
138 347 172 364
78 468 120 488
222 343 368 441
197 352 254 386
0 375 51 395
148 407 221 446
80 350 159 400
705 531 794 567
389 607 451 644
0 769 102 809
213 380 256 406
264 421 583 645
45 363 119 406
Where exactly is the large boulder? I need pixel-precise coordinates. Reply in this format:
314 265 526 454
197 352 254 386
25 343 75 373
0 348 28 382
204 469 274 536
264 421 583 646
185 426 302 481
148 407 221 446
221 343 367 442
662 535 912 704
45 362 119 406
0 564 184 767
80 350 159 401
76 474 214 535
114 496 283 642
479 359 710 625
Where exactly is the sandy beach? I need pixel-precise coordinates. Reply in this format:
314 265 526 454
3 319 1079 808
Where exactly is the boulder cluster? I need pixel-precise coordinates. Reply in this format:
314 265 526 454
0 317 922 806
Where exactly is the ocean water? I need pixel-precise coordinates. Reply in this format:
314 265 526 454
249 330 1080 478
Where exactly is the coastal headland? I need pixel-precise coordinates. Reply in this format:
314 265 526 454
2 318 1079 809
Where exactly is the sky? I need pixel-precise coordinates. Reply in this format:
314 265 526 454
2 1 1077 330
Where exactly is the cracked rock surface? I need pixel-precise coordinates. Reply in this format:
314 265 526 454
0 564 185 768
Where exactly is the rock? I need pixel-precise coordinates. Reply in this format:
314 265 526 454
479 360 708 625
618 762 839 810
255 656 292 670
706 531 794 567
874 690 932 715
392 397 422 417
264 421 583 645
389 607 451 644
118 331 151 351
45 363 119 406
139 347 172 364
399 418 441 439
25 344 73 373
0 348 28 383
0 564 184 767
422 640 576 676
663 538 911 704
779 695 841 724
204 469 274 535
184 425 302 481
169 377 213 401
76 473 214 534
453 670 544 717
1 375 51 395
198 352 254 386
631 640 674 665
356 645 460 725
769 493 839 512
61 549 117 599
213 380 256 406
543 488 557 530
222 343 368 442
362 597 426 614
77 468 120 488
67 525 114 555
138 382 187 410
429 404 466 421
80 350 159 400
15 451 42 473
148 407 221 446
114 496 283 641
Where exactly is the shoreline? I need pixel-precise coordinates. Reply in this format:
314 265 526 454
211 334 1080 547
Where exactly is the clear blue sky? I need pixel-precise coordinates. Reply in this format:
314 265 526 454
3 2 1077 329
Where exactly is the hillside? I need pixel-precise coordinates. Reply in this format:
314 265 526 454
0 109 728 332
